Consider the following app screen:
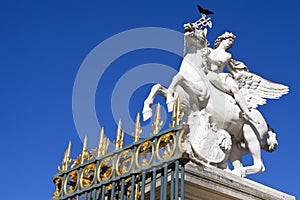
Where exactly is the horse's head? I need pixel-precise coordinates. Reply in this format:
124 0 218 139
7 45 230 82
183 23 208 48
183 17 211 51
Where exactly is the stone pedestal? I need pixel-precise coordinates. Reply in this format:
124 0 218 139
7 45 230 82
144 162 295 200
183 163 295 200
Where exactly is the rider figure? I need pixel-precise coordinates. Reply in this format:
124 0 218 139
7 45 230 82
205 32 257 123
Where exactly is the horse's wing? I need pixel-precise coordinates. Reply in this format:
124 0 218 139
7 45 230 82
234 71 289 109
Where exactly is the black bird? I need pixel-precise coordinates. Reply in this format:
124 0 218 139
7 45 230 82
197 5 214 15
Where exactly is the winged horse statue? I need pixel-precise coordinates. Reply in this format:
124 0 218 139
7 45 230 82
142 15 289 177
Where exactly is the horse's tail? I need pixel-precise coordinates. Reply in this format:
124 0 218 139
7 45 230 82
263 125 278 152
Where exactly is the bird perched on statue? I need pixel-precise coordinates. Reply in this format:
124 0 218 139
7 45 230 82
197 5 214 17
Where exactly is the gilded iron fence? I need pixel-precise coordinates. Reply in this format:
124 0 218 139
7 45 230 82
52 125 189 200
52 99 190 200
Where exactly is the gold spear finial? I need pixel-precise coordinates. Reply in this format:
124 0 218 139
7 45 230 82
71 136 92 168
58 141 72 172
132 113 142 142
120 129 124 149
104 138 110 155
170 97 184 128
152 103 163 134
115 120 124 150
91 127 110 157
97 127 105 157
66 141 72 169
80 136 88 164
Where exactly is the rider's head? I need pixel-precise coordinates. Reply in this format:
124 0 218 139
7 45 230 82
214 32 236 49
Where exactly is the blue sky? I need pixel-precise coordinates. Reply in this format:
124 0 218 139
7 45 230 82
1 0 299 199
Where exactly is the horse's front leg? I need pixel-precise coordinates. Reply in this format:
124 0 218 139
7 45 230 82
143 84 169 121
166 74 184 111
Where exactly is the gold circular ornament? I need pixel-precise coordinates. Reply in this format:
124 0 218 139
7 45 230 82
156 133 176 161
80 163 96 189
135 141 154 169
52 177 63 198
64 170 79 195
116 149 133 176
98 156 114 182
178 129 187 153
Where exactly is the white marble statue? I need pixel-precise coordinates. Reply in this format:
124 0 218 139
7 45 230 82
142 14 289 177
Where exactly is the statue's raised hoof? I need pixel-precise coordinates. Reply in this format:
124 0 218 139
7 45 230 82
166 102 174 112
142 107 152 121
166 91 177 112
166 97 175 112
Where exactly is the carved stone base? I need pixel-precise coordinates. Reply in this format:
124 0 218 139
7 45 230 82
184 163 295 200
145 162 295 200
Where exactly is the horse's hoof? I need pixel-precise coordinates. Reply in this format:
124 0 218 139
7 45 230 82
167 102 174 112
223 168 231 173
231 168 240 176
231 168 246 178
166 97 175 110
142 108 152 121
